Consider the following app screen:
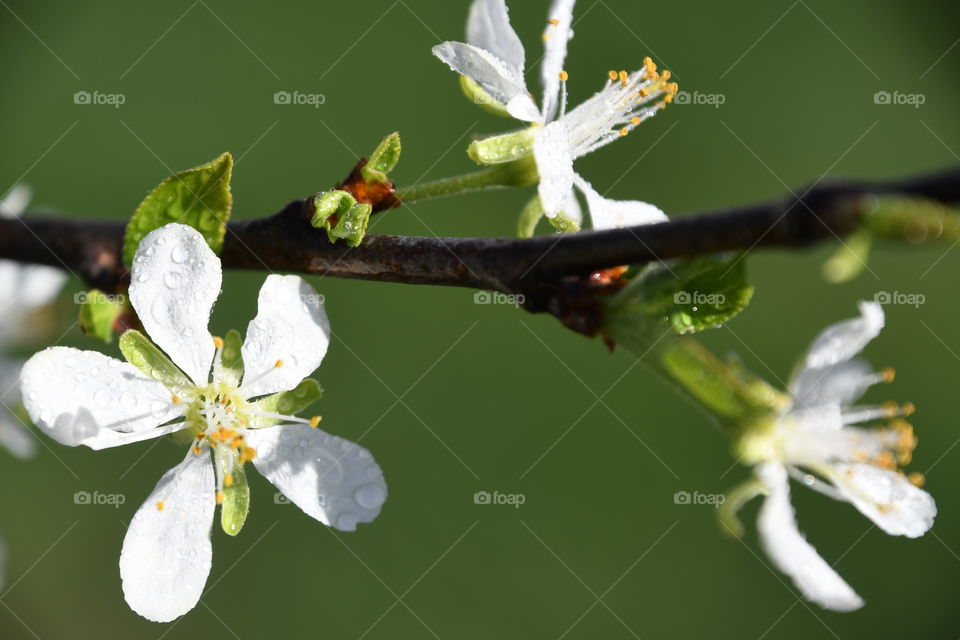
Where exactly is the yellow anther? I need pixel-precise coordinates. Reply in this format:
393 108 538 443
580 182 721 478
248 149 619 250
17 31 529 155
880 366 896 382
877 504 893 514
309 416 322 428
542 33 550 41
608 70 618 81
902 402 916 417
643 57 657 75
215 491 225 505
195 432 205 440
618 70 629 87
897 450 913 466
882 401 900 416
853 450 868 462
172 396 181 405
213 336 224 349
549 18 560 25
559 70 569 81
156 501 165 511
875 450 897 470
668 82 679 95
619 128 629 137
661 70 671 81
224 474 234 487
638 88 649 98
192 445 201 455
630 117 641 125
908 472 926 487
274 359 284 369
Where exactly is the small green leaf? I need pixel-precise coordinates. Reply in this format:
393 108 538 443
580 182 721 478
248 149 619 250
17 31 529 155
517 196 544 238
249 378 323 428
119 330 192 394
361 132 402 183
123 152 233 267
328 203 372 247
311 192 371 247
218 329 244 388
216 451 250 536
547 210 581 233
459 75 512 118
468 128 537 165
78 289 125 343
608 255 754 336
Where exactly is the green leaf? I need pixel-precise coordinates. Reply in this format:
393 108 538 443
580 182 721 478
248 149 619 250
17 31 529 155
517 195 544 238
249 378 323 428
361 132 401 183
459 75 512 118
216 450 250 536
78 289 125 343
328 203 372 247
218 329 244 388
608 254 754 335
119 330 192 394
123 152 233 267
311 191 372 247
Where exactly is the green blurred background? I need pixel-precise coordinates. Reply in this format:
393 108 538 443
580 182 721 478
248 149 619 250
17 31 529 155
1 0 958 637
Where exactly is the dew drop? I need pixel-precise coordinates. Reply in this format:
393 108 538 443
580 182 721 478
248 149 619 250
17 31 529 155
354 483 386 509
337 512 358 531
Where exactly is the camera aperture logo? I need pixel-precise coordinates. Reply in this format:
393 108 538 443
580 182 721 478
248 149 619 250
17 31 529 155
673 490 725 508
673 291 726 306
874 291 925 308
474 291 525 307
73 91 126 109
473 490 526 509
873 91 925 108
74 490 126 509
273 90 326 108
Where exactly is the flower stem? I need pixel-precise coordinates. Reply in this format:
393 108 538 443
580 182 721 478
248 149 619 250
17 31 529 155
396 156 538 204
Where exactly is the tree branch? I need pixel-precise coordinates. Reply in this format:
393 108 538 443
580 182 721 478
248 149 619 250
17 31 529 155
3 165 959 332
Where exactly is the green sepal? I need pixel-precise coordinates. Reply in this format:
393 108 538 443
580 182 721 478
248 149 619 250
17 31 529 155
123 152 233 267
822 228 872 283
608 254 755 336
361 132 401 184
78 289 125 343
248 378 323 428
459 75 512 118
468 128 537 165
218 329 244 387
216 450 250 536
547 211 581 233
119 330 192 395
517 196 545 238
717 478 765 539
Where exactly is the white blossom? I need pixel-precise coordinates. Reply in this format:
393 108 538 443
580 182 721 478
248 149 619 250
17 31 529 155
433 0 677 229
20 223 387 622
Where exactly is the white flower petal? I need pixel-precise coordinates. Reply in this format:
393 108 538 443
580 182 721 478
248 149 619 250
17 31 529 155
246 424 387 532
467 0 525 75
826 463 936 538
563 189 583 227
240 275 331 399
20 347 185 450
0 410 36 459
120 450 215 623
129 224 222 386
540 0 576 122
803 302 884 370
16 266 68 309
788 358 876 410
432 41 539 122
0 184 31 218
533 121 575 218
574 174 667 230
756 463 864 612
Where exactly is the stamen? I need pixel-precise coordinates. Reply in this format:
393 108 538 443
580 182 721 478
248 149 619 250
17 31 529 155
172 396 181 405
549 18 560 25
558 71 569 82
215 491 225 504
156 501 165 511
224 474 234 487
275 360 284 369
213 336 224 349
608 70 618 82
908 472 926 487
880 366 896 383
309 416 322 428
